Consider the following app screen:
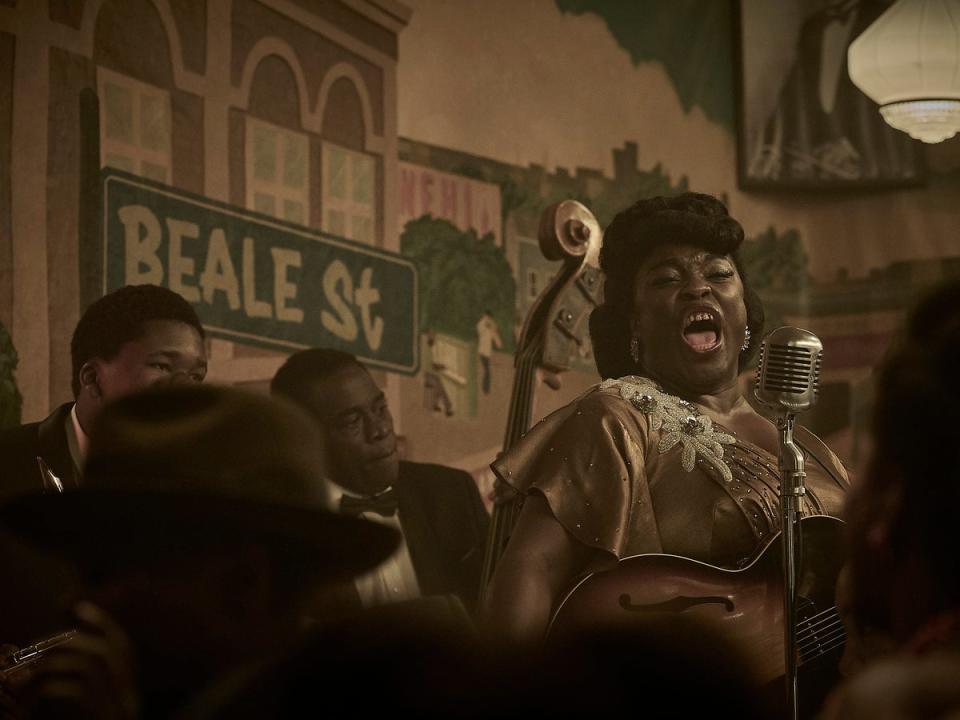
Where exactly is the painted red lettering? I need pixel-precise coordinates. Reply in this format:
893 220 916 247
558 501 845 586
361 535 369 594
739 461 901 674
441 178 457 222
400 168 416 218
421 173 434 215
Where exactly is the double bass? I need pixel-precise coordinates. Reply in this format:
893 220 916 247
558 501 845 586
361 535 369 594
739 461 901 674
478 199 604 596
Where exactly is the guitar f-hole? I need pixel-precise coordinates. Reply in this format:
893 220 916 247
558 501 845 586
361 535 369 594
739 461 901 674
618 593 736 613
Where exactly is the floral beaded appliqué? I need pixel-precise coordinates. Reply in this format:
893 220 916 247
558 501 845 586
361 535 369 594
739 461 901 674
599 375 736 483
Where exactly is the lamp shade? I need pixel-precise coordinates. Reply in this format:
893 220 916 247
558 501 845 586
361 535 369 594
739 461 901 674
848 0 960 143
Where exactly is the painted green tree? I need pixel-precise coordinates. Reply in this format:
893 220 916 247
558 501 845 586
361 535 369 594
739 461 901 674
740 226 809 291
583 163 689 228
449 159 683 240
509 161 689 231
452 163 532 245
0 320 22 429
740 226 810 335
555 0 734 132
401 216 516 350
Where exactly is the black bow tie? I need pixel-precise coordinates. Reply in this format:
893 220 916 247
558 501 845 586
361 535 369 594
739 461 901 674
339 488 398 518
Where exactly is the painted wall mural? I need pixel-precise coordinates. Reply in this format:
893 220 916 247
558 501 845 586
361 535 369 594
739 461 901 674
3 0 960 488
399 162 503 247
400 216 514 418
555 0 735 131
3 0 408 417
396 0 960 477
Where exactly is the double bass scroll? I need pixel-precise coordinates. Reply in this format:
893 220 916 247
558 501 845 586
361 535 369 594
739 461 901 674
478 200 604 601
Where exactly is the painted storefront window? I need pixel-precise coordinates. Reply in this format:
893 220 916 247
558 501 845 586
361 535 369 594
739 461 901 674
246 118 310 227
322 142 375 245
98 67 171 183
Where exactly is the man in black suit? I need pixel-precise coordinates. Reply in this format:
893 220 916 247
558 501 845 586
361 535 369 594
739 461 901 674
0 284 208 499
271 349 489 612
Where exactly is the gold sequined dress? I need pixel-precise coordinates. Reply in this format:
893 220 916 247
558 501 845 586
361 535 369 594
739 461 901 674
492 376 849 569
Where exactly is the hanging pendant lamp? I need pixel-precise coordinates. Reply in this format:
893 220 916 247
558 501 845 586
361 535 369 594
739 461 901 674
848 0 960 143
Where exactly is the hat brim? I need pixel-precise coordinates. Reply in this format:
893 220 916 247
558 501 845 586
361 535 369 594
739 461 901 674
0 490 399 581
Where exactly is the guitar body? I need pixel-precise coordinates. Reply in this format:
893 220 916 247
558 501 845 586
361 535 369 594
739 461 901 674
549 515 847 689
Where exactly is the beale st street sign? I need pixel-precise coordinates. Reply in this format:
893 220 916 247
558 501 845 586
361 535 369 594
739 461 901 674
102 170 418 373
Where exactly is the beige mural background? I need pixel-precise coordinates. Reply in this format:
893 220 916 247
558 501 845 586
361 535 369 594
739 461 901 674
2 0 959 497
392 0 960 483
397 0 959 280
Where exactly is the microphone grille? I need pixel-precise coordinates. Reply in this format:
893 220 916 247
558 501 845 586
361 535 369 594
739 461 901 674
761 344 817 395
754 327 824 413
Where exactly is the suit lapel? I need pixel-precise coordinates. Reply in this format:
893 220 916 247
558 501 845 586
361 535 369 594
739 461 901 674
36 404 80 490
394 464 442 596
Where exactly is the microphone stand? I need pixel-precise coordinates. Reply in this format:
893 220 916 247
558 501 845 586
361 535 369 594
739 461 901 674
778 414 806 720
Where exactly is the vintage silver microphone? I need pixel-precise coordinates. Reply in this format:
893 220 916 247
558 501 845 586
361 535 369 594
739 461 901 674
754 326 823 720
755 327 822 414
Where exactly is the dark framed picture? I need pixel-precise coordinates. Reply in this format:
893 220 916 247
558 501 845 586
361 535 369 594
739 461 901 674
733 0 925 190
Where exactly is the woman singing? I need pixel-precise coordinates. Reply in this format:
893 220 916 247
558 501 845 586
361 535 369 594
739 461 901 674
483 192 849 644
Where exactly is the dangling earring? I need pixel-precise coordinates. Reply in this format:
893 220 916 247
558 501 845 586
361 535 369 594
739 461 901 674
629 337 640 364
741 327 751 353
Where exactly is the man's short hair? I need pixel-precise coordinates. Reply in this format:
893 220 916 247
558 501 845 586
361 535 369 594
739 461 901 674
70 285 205 396
271 348 366 403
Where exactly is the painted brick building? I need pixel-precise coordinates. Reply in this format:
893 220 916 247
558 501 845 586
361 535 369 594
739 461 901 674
1 0 410 420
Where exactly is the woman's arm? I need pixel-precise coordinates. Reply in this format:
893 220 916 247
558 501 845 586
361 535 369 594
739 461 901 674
481 493 594 646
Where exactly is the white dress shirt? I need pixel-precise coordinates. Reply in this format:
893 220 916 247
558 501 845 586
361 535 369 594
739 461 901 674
327 480 421 607
67 404 89 472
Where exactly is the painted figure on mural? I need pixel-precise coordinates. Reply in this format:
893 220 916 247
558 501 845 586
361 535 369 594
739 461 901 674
747 0 916 183
0 285 207 500
476 310 502 395
424 329 455 417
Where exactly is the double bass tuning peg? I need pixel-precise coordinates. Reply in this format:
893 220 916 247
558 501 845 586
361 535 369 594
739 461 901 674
566 218 591 244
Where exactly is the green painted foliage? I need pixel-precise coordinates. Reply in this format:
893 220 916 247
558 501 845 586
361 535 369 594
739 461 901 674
401 216 516 350
0 321 23 429
452 150 689 231
740 226 810 291
584 163 690 228
740 226 810 334
519 163 689 230
452 164 529 220
555 0 734 132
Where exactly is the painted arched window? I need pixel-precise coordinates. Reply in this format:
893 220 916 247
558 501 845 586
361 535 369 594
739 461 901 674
94 0 175 183
98 66 171 182
245 53 310 227
320 76 374 245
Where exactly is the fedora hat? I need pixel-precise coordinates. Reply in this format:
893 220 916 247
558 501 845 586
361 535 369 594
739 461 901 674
0 384 398 580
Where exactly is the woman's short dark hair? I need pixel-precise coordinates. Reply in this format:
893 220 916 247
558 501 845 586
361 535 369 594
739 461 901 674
71 285 205 396
589 192 764 379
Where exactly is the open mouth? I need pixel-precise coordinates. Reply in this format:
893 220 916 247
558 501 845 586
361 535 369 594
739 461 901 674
681 310 722 353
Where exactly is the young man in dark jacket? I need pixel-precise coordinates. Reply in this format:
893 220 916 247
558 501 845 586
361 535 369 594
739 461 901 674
0 284 207 499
